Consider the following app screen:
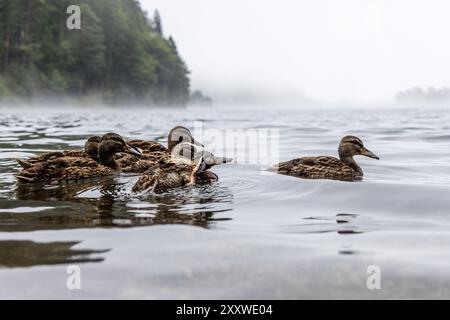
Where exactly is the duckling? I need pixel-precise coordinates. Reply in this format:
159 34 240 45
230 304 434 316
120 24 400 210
132 147 232 193
118 126 204 173
16 133 142 184
16 136 101 170
271 136 379 181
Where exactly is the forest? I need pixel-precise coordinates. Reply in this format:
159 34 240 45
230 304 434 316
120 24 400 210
0 0 191 105
396 87 450 103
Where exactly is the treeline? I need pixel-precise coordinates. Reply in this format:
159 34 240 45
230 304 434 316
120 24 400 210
0 0 190 105
396 87 450 103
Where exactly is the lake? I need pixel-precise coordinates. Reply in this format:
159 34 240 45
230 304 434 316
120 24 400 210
1 105 450 299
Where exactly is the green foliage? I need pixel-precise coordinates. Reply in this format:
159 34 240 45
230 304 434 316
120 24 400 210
0 0 190 105
153 9 163 36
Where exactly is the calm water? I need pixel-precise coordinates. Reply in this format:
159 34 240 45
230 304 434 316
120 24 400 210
1 106 450 299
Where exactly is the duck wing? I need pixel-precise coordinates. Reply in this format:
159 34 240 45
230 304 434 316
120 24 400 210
132 161 193 193
118 150 172 173
16 150 90 169
116 138 170 174
16 156 115 184
273 156 358 181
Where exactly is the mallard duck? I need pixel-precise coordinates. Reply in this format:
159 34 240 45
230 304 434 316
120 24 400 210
16 136 101 170
132 146 232 193
118 126 203 173
271 136 379 181
16 133 142 184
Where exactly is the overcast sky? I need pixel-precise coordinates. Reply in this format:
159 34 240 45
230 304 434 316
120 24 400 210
140 0 450 104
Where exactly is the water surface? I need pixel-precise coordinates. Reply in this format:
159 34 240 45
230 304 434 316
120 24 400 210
1 106 450 299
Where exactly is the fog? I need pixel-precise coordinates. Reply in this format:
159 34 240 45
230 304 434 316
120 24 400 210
141 0 450 105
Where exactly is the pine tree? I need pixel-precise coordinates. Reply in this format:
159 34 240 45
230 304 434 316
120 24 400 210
0 0 190 105
153 10 163 36
70 3 106 94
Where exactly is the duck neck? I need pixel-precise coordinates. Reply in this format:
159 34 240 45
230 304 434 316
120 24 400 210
99 153 119 171
168 141 176 152
339 154 363 175
87 150 99 162
170 142 182 156
86 145 99 161
168 137 183 153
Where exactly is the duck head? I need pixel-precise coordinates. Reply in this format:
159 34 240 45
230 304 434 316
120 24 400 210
338 136 379 175
84 136 101 161
167 126 203 152
98 133 142 170
172 142 233 166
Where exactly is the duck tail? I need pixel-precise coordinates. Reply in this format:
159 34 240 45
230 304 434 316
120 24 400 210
16 159 32 169
267 163 280 173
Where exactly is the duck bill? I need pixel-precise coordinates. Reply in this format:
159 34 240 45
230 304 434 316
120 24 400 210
361 148 379 160
125 144 143 157
214 157 233 165
191 137 204 148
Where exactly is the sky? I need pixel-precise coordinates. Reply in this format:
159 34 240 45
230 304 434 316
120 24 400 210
140 0 450 105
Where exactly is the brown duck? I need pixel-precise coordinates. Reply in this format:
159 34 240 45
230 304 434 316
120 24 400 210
272 136 379 181
16 133 142 184
132 146 232 193
118 126 203 173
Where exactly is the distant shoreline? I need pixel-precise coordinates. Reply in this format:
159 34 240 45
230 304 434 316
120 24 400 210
0 1 190 106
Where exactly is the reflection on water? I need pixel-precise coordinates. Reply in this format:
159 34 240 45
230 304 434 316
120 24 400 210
3 174 233 232
281 213 450 235
298 214 364 234
0 240 109 268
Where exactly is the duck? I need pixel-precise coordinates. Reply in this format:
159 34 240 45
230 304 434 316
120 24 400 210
16 133 142 184
271 136 379 181
132 145 232 193
117 126 204 173
16 136 101 170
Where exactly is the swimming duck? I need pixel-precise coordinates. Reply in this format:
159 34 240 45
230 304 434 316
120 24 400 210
271 136 379 181
16 136 101 170
16 133 142 184
118 126 204 173
132 146 232 193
